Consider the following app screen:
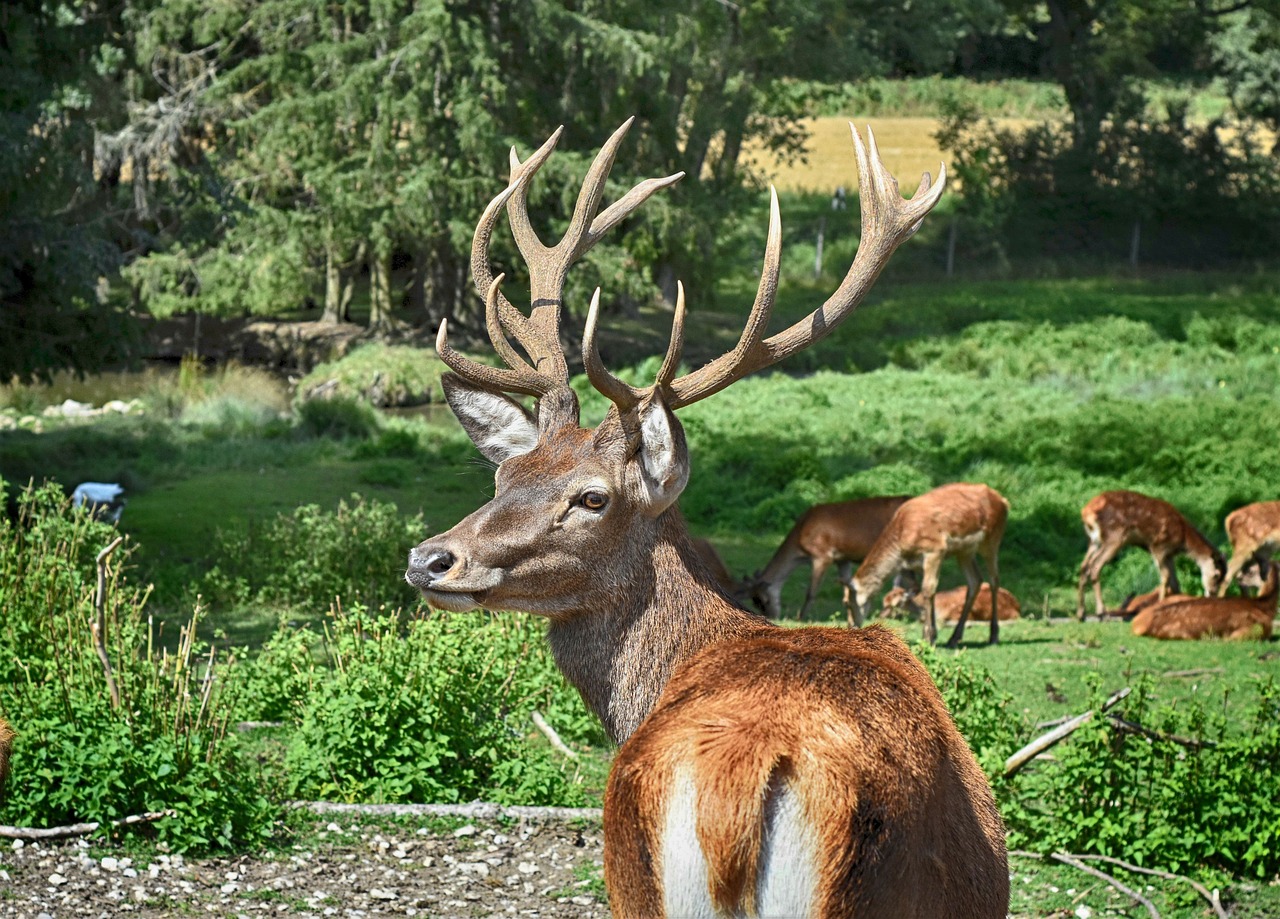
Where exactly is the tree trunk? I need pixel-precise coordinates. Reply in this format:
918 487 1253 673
321 244 344 324
368 251 391 330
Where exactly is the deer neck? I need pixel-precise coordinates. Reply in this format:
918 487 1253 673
546 509 773 745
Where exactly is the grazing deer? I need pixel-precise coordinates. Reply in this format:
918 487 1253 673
849 483 1009 646
883 582 1021 623
1218 500 1280 596
405 120 1007 917
1131 562 1277 640
0 718 13 798
1075 490 1225 620
744 496 911 621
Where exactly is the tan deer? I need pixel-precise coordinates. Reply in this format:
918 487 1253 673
744 496 911 621
883 582 1021 623
1218 500 1280 596
0 718 13 798
1075 490 1225 620
405 120 1007 917
849 483 1009 646
1131 562 1277 640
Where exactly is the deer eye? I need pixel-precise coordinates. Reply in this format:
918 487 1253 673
580 490 609 511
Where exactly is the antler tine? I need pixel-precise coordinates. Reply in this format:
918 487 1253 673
472 128 567 378
583 287 643 415
663 187 784 409
481 273 539 377
654 281 687 390
665 124 945 410
437 277 558 399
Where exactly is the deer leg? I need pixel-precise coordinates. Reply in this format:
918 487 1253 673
836 561 855 625
1086 538 1124 618
799 556 831 622
1151 549 1177 601
919 554 943 646
984 548 1001 645
946 555 981 649
1076 542 1101 620
1219 549 1253 597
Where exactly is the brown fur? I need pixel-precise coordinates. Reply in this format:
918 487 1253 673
1219 501 1280 596
883 583 1021 622
851 483 1009 646
0 718 13 798
1076 490 1225 619
1132 563 1277 640
606 625 1007 919
746 496 911 621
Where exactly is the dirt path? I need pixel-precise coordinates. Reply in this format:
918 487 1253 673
0 817 608 918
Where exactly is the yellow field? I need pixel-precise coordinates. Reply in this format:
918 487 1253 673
743 116 1037 195
747 115 1274 195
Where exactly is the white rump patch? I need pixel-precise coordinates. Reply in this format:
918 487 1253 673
660 765 817 919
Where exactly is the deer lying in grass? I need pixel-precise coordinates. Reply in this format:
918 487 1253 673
1131 562 1277 640
882 583 1021 623
0 718 13 797
1076 490 1224 619
850 482 1009 646
744 496 910 621
1219 500 1280 596
406 120 1007 917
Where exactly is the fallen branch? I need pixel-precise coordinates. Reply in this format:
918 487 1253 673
1161 667 1223 679
1005 687 1130 777
1106 714 1215 749
1050 851 1160 919
1069 853 1227 919
93 536 125 710
0 809 174 841
235 721 285 732
291 801 602 821
531 710 579 760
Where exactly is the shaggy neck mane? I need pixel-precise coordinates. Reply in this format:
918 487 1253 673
546 509 774 745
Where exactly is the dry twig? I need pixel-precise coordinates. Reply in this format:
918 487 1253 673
1005 687 1130 777
0 810 174 841
531 710 579 760
93 536 125 709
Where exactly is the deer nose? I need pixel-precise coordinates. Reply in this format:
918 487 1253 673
410 547 457 581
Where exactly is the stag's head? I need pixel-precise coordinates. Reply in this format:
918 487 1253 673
406 118 944 621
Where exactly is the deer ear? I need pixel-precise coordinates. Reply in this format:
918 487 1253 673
631 394 690 517
442 374 540 464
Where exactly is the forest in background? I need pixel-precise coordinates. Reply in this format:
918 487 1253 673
5 0 1280 384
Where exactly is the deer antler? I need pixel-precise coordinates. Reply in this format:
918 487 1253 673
438 119 684 411
654 125 945 410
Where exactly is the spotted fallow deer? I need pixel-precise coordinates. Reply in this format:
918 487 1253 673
1132 561 1277 640
405 120 1007 918
1075 490 1225 620
1218 500 1280 597
849 483 1009 647
883 582 1021 623
744 496 911 621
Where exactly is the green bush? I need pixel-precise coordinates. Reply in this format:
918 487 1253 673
202 494 425 612
295 395 381 440
278 607 588 806
0 482 273 850
1002 676 1280 878
295 343 453 407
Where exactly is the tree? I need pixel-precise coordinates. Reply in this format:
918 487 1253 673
1214 7 1280 148
0 0 138 382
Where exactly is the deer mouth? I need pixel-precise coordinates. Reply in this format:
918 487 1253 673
412 583 491 613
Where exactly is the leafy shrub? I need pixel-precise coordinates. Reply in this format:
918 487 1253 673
295 396 381 440
295 344 453 407
202 494 425 612
0 482 273 850
278 607 588 806
1002 675 1280 878
913 643 1026 775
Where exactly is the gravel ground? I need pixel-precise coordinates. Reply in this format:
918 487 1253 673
0 817 609 919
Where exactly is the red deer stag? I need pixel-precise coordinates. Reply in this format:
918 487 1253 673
1131 562 1277 640
1075 490 1225 620
849 483 1009 646
883 582 1021 623
1218 500 1280 596
745 496 911 621
0 718 13 797
405 120 1007 918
